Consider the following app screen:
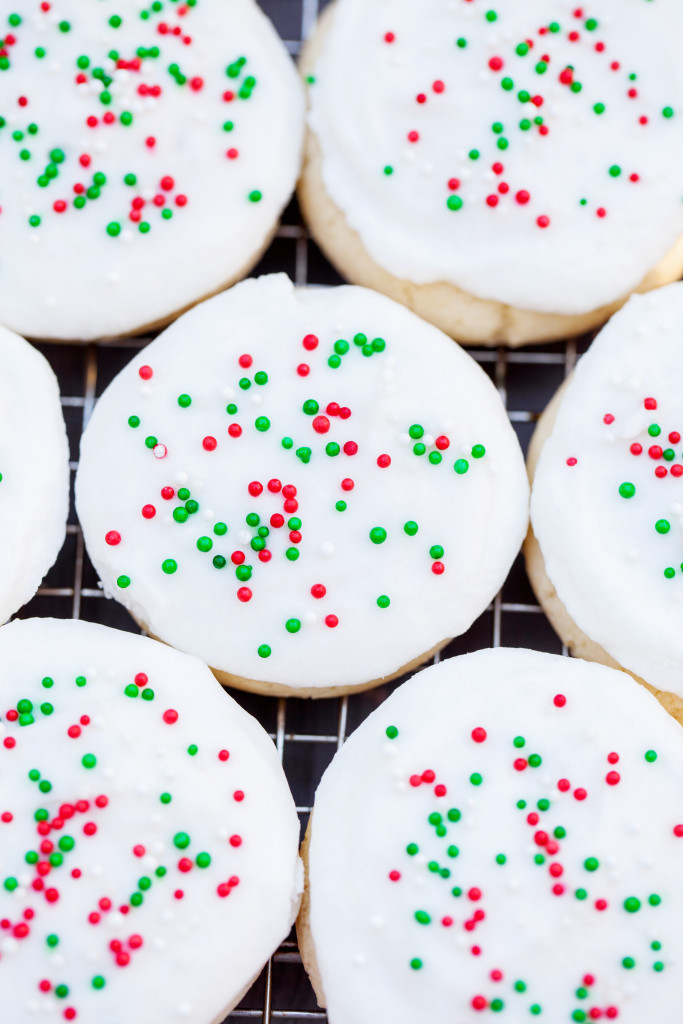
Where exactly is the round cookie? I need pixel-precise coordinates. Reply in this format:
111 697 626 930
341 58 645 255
0 0 303 341
300 0 683 347
0 326 69 624
528 283 683 722
0 617 301 1023
299 647 683 1024
75 273 529 697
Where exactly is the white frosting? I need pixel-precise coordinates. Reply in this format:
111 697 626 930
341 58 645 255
0 0 303 340
0 326 69 623
75 274 528 691
531 282 683 697
0 617 301 1023
308 0 683 316
307 648 683 1024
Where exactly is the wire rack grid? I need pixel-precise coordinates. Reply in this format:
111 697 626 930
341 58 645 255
14 1 597 1020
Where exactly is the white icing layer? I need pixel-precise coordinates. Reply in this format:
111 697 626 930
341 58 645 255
0 0 303 340
307 648 683 1024
531 283 683 697
308 0 683 316
0 617 301 1024
0 326 69 623
75 274 528 691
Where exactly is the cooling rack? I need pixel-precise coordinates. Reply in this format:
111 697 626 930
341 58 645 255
15 1 595 1019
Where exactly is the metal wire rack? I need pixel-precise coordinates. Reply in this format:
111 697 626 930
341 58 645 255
14 1 597 1020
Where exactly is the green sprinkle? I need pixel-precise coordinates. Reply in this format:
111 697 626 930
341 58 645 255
410 958 423 970
92 976 106 990
624 896 641 913
645 750 657 762
470 773 482 786
178 394 192 408
82 754 96 770
370 527 387 544
619 482 635 499
386 725 398 739
655 520 671 534
584 857 599 872
162 559 178 574
454 459 469 474
415 910 431 925
196 852 211 869
257 644 271 658
447 194 463 211
285 618 301 634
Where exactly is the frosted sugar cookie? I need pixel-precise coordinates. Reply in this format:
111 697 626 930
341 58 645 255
300 0 683 346
299 647 683 1024
0 326 69 623
528 283 683 722
75 274 528 697
0 0 303 341
0 617 301 1023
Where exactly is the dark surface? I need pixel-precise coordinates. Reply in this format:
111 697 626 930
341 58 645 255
15 2 598 1020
